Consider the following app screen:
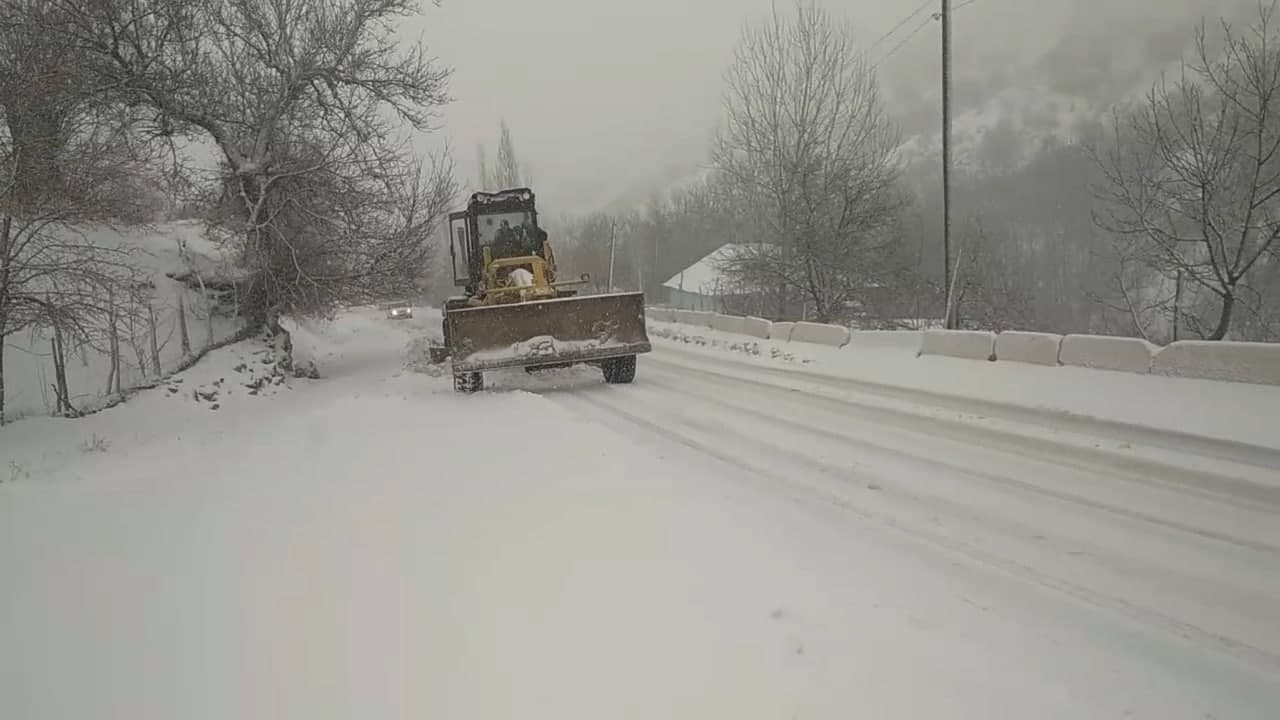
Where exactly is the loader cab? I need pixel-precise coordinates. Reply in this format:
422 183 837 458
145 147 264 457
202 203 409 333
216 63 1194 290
448 188 544 290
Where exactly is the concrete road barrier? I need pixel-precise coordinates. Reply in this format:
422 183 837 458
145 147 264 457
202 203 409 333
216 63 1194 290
919 329 997 361
995 331 1063 366
711 313 748 335
789 321 851 348
770 322 795 342
675 310 714 328
848 330 924 354
1152 340 1280 385
743 316 773 339
1058 334 1157 373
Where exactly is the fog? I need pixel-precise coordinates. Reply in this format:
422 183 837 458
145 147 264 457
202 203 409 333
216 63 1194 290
407 0 1244 214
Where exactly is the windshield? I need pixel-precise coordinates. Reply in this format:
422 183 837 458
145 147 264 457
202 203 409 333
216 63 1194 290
475 211 534 247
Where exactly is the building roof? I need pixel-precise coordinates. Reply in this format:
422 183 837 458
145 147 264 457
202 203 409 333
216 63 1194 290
662 243 759 295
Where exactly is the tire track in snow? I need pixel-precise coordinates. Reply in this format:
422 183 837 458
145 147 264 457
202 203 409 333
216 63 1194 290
652 342 1280 473
536 374 1280 679
648 351 1280 510
639 361 1280 555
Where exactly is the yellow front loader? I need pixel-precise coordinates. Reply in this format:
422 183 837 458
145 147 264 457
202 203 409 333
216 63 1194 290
434 188 650 393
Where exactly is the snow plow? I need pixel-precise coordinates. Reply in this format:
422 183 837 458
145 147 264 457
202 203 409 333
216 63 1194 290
432 188 650 392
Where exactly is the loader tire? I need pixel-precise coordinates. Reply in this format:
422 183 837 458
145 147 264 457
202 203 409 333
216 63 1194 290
601 355 637 384
454 371 483 393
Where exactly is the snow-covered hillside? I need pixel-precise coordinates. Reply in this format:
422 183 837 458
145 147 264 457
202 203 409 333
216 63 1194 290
3 221 243 422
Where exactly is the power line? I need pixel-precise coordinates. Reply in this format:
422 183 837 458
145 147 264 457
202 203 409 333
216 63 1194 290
868 0 933 52
872 0 978 69
874 14 936 67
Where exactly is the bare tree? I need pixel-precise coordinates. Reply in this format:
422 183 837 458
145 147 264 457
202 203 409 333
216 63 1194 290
53 0 457 333
1095 3 1280 341
711 1 902 323
0 1 162 423
948 219 1038 331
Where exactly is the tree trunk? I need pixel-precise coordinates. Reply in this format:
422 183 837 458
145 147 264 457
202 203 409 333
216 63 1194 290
129 311 147 378
0 215 10 423
105 289 121 396
177 293 191 356
51 319 73 416
206 297 215 348
0 327 6 426
1208 289 1235 341
50 336 63 415
148 302 162 374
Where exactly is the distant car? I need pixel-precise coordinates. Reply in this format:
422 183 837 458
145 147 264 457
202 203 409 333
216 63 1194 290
386 303 413 320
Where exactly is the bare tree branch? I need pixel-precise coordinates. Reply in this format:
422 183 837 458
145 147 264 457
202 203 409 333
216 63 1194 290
1093 3 1280 340
711 0 903 323
51 0 455 330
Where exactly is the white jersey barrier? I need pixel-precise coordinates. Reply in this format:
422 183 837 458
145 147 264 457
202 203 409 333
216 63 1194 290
994 331 1063 366
789 321 851 348
1152 340 1280 385
1058 334 1157 373
919 329 997 361
645 307 1279 385
742 317 772 340
710 313 748 336
847 330 925 354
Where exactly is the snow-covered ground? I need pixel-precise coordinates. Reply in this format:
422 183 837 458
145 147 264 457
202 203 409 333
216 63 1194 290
3 308 1279 719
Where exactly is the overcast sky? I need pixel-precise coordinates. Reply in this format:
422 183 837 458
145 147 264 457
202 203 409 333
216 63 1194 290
404 0 905 213
402 0 1229 215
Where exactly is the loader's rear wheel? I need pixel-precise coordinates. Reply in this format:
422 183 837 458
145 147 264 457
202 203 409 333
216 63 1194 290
454 371 483 393
601 355 637 384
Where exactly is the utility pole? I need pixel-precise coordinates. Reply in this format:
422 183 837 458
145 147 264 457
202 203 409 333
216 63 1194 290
941 0 955 329
606 220 617 292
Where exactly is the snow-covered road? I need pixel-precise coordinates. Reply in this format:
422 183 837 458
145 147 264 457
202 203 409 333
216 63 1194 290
540 347 1280 688
3 309 1279 719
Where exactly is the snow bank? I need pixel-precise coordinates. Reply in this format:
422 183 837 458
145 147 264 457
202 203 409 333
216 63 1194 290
849 330 923 353
1059 334 1157 373
995 331 1063 366
647 307 675 322
770 321 795 342
919 329 997 361
742 316 773 340
1152 340 1280 386
789 321 851 348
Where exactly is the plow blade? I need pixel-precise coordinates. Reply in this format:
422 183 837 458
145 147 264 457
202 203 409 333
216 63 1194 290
447 292 651 373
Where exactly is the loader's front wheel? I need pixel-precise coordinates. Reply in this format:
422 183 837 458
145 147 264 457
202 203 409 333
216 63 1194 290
601 355 637 384
454 371 484 393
